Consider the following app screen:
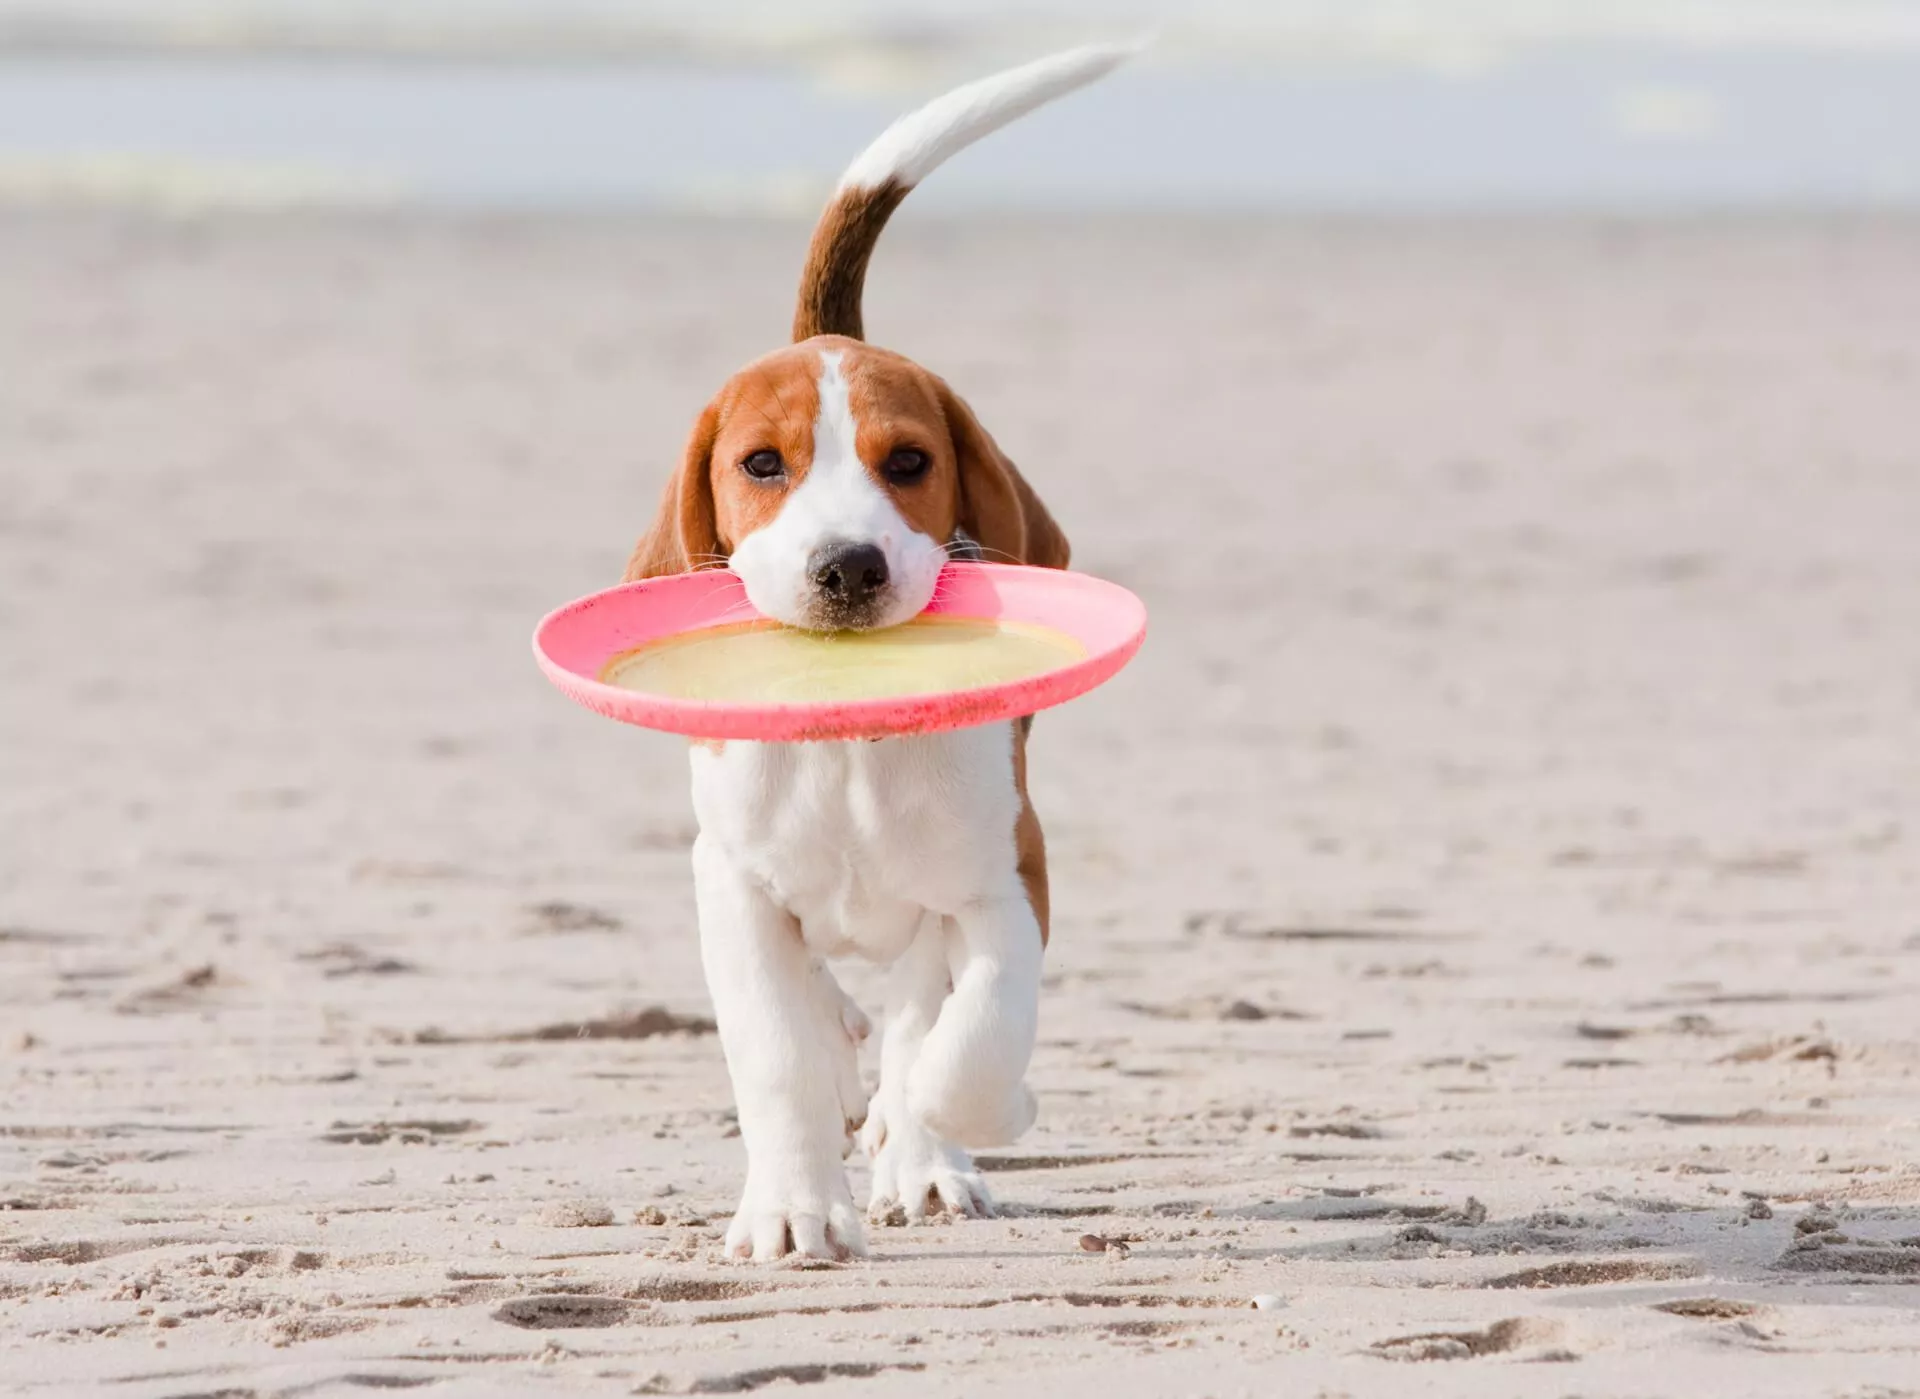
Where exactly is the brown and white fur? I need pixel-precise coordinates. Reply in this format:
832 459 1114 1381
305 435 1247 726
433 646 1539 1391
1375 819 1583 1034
624 42 1135 1262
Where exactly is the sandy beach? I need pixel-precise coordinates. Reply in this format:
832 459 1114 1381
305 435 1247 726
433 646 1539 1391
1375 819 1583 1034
3 212 1918 1396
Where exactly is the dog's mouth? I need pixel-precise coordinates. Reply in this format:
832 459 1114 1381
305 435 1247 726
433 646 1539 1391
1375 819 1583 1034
796 582 929 633
798 600 894 632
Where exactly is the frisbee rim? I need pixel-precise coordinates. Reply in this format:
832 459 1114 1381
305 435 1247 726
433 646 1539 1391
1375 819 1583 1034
532 562 1145 742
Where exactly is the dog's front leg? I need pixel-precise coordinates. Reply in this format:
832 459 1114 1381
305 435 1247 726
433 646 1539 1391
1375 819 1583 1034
905 894 1042 1148
865 919 995 1222
693 836 867 1262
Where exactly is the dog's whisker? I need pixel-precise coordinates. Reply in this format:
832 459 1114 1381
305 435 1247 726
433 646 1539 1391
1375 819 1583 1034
938 540 1022 566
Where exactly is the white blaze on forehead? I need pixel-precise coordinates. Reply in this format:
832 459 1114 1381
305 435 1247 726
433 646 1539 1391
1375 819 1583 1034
791 348 893 543
810 350 864 491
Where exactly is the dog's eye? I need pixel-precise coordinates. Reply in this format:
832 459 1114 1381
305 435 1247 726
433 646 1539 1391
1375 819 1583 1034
740 449 785 480
884 448 930 484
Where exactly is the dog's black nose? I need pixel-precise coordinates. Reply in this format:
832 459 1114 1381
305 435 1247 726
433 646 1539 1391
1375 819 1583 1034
808 542 890 606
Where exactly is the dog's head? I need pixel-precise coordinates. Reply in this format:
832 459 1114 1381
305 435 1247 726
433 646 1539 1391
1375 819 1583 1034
625 335 1068 630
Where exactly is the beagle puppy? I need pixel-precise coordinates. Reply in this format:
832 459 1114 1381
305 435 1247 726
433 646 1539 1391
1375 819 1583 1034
624 42 1134 1262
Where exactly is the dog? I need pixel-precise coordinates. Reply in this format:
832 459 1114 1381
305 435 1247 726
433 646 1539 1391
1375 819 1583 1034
624 42 1135 1262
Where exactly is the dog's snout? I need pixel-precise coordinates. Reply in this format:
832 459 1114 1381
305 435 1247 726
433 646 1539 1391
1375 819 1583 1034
808 542 890 607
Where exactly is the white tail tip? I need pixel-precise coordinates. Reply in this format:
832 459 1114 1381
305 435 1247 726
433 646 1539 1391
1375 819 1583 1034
838 38 1146 193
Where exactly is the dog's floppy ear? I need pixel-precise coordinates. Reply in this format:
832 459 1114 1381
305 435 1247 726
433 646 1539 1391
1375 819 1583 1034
937 379 1070 570
622 402 722 582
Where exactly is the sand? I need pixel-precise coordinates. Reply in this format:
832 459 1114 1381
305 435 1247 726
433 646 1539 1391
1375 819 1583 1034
3 212 1918 1396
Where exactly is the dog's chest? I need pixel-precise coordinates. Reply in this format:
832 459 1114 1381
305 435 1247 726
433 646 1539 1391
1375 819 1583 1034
689 727 1022 958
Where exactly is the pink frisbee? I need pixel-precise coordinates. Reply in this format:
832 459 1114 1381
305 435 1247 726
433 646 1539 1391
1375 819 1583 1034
533 562 1146 743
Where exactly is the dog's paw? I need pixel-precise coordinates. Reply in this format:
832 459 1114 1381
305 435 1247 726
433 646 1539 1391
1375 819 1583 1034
867 1116 994 1224
812 963 872 1157
859 1093 889 1160
726 1164 868 1263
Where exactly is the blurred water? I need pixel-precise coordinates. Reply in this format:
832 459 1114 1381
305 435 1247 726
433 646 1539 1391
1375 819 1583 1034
0 30 1915 210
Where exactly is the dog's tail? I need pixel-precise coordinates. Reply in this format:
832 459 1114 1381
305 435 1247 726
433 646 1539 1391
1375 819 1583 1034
792 40 1142 342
